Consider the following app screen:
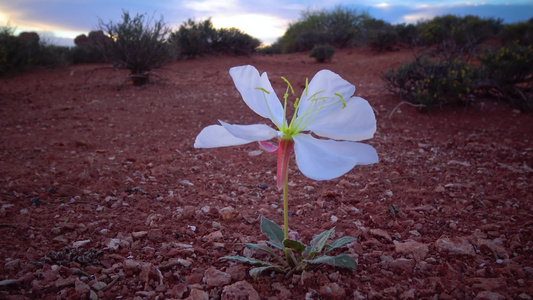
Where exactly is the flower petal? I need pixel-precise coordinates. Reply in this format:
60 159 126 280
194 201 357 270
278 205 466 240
219 121 278 141
229 65 284 127
194 125 254 148
293 134 378 181
297 70 355 120
305 97 376 141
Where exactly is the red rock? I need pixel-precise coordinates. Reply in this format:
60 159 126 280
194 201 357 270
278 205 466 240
474 291 506 300
75 279 90 295
222 280 260 300
320 282 345 299
187 288 209 300
435 237 475 256
370 229 392 243
390 258 416 274
204 267 232 287
393 240 429 261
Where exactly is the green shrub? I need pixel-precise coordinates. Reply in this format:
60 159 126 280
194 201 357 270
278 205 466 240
170 18 217 58
170 18 260 58
98 10 173 85
498 18 533 46
309 44 336 62
478 43 533 111
417 15 501 56
278 7 367 53
383 55 480 110
0 26 26 76
0 26 72 76
396 23 419 46
213 27 260 56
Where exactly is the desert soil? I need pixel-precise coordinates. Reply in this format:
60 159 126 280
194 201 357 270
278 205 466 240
0 48 532 299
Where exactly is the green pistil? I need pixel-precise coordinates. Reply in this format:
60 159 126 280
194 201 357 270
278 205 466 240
255 76 347 139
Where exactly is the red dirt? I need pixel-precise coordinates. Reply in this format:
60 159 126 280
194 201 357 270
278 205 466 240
1 48 532 299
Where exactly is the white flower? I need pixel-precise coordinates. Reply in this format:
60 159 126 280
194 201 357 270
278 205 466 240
194 65 378 186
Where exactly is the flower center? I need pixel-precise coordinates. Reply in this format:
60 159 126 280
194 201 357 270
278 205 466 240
256 76 346 140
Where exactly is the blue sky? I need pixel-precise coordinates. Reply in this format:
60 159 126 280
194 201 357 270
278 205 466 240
1 0 532 46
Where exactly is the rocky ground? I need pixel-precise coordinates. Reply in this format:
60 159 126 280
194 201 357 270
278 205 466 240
0 48 532 299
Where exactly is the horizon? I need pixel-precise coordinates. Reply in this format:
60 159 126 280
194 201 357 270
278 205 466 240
1 1 532 47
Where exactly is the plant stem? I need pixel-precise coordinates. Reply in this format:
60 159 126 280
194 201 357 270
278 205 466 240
283 153 294 267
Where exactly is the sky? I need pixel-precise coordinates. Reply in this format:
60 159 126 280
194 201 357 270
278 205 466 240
1 0 532 46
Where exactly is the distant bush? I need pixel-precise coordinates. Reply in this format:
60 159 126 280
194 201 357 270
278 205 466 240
170 18 217 58
0 26 72 76
213 27 260 56
98 10 173 85
383 55 479 110
278 7 368 53
396 23 419 46
498 18 533 46
309 44 336 62
170 18 260 58
417 15 502 56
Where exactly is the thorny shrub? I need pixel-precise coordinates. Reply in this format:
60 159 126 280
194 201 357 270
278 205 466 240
97 10 173 84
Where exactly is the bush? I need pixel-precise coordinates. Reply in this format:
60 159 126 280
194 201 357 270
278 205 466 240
417 15 501 57
213 27 260 56
170 18 260 58
309 44 336 62
478 43 533 111
0 26 72 76
499 18 533 46
170 18 217 58
98 10 173 85
383 55 480 110
278 7 367 53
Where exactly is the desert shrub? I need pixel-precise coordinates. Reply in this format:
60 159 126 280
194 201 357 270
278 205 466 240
0 26 27 75
97 10 173 84
361 19 399 51
213 27 260 56
309 44 336 62
258 42 282 55
170 18 260 58
278 7 368 53
396 23 419 46
498 18 533 46
478 43 533 111
383 55 480 110
417 15 501 56
0 26 71 76
170 18 217 58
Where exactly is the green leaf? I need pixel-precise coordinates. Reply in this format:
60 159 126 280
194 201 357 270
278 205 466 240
243 243 285 265
303 227 335 257
324 236 356 254
261 217 285 249
220 256 272 267
283 239 306 253
249 265 283 280
304 254 357 269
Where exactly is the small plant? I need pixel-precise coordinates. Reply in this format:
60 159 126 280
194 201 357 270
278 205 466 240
222 216 356 278
97 10 173 86
309 44 336 62
195 65 377 277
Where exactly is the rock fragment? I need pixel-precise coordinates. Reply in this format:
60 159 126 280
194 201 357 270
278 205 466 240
435 237 475 256
222 280 260 300
204 267 232 287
